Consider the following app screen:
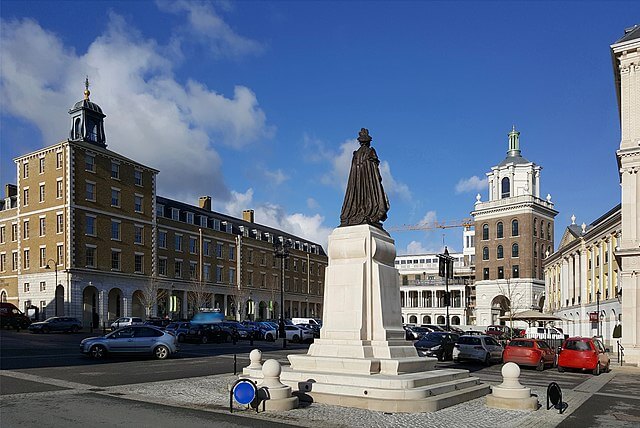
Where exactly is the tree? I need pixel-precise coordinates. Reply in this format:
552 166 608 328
186 276 212 317
496 263 528 338
139 278 168 319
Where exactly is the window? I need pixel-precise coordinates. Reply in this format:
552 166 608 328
111 250 121 271
534 243 538 258
134 225 143 244
134 195 143 213
0 254 5 272
156 204 164 217
293 259 298 272
57 245 63 265
497 222 503 239
203 264 210 281
11 224 17 241
171 208 179 220
111 188 120 207
483 268 489 280
39 217 46 236
482 224 489 240
497 245 504 259
23 162 29 178
158 231 167 248
39 184 45 202
512 219 519 236
23 188 29 206
540 221 545 239
134 254 143 273
85 154 95 172
56 151 63 169
175 235 183 251
247 271 253 286
216 265 223 282
512 265 519 278
56 179 63 199
512 243 519 258
86 182 95 201
482 247 489 261
158 258 167 276
134 170 143 186
501 177 510 198
200 216 207 227
111 220 121 240
39 247 46 267
547 224 552 240
229 245 235 261
229 268 236 284
189 237 197 254
533 218 538 237
86 215 96 236
498 266 504 279
261 273 266 288
0 226 4 243
39 157 45 174
24 282 30 292
203 240 210 256
189 261 197 279
216 243 223 258
23 220 29 239
12 252 18 270
111 162 120 179
85 247 96 267
186 212 194 224
174 260 182 278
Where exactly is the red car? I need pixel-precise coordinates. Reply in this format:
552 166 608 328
557 337 610 375
503 338 556 371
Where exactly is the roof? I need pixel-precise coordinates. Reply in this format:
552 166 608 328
496 153 532 168
614 24 640 44
70 99 104 116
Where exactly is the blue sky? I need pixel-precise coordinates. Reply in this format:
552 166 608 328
1 1 636 254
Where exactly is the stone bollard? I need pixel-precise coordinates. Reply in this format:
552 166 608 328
257 359 298 411
486 362 539 411
242 349 263 377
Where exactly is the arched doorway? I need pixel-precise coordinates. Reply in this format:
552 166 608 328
131 290 145 318
55 285 64 316
451 316 460 325
491 295 510 325
437 315 445 325
108 288 122 321
409 315 417 324
82 285 99 329
422 315 431 324
0 290 7 303
258 301 267 320
272 301 279 320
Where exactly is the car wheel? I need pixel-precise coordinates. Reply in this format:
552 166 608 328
484 353 491 366
536 358 545 371
593 363 601 376
90 345 107 359
292 334 300 343
201 335 209 344
558 365 565 373
266 333 274 342
71 325 79 333
154 345 170 360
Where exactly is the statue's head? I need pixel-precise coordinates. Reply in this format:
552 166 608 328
358 128 372 145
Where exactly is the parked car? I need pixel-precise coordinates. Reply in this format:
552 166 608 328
557 337 610 375
404 325 434 340
296 323 321 338
414 332 459 361
525 326 564 340
144 318 171 329
28 317 82 333
502 338 556 371
80 326 178 360
421 324 446 332
219 321 252 339
181 323 231 344
453 334 503 365
165 322 191 342
291 317 321 327
110 317 144 331
0 302 31 330
242 321 277 341
283 324 314 342
485 325 513 340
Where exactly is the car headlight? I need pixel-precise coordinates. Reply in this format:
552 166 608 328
430 345 441 351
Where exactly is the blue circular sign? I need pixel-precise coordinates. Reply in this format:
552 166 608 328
233 380 256 405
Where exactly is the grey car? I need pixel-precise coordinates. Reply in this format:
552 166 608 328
80 326 178 360
28 317 82 333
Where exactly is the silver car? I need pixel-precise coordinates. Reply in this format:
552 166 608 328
452 334 503 365
80 326 178 360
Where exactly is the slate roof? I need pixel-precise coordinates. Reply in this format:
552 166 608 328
496 153 531 168
615 24 640 44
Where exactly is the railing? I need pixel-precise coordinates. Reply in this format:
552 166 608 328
617 340 625 365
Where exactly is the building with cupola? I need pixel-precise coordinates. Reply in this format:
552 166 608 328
471 127 558 326
0 81 327 327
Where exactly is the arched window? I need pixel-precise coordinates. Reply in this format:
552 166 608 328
496 222 504 239
540 221 545 239
497 245 504 259
547 224 552 240
0 290 6 303
512 243 519 258
533 218 538 236
501 177 510 198
512 219 519 236
534 243 538 258
482 247 489 260
482 224 489 240
547 245 552 257
74 118 82 139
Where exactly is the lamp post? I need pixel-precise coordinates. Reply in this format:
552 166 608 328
438 247 454 331
273 239 291 349
45 259 59 317
596 289 601 337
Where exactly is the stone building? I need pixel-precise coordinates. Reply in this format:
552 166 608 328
0 84 327 327
472 127 558 326
544 208 621 345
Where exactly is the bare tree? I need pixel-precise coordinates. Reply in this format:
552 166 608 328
186 276 212 317
139 278 168 319
496 263 528 337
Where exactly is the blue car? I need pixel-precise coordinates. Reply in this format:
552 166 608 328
80 326 178 360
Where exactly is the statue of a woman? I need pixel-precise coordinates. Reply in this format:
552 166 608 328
339 128 390 229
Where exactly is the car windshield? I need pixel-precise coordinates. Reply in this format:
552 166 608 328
421 333 445 343
44 317 59 322
509 340 533 348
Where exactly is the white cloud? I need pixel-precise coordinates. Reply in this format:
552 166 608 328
156 0 264 58
262 168 289 186
0 14 272 203
455 175 487 194
419 210 438 227
306 198 319 210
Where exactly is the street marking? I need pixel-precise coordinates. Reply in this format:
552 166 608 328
595 391 640 401
1 370 95 390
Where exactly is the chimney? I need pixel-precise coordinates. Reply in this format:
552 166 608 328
243 209 255 223
5 184 17 198
198 196 211 211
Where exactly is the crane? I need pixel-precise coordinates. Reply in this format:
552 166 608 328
387 218 474 232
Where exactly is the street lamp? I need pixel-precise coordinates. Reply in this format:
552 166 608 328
596 289 601 337
45 259 59 316
273 239 291 349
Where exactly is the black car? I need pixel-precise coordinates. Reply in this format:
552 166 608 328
28 317 82 333
182 323 232 344
414 332 459 361
144 318 172 329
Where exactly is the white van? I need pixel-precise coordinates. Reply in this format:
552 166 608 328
292 318 321 326
525 326 564 340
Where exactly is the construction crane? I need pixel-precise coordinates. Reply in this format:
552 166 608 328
387 218 474 232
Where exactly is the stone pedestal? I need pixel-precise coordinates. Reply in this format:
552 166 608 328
275 225 489 412
486 363 538 411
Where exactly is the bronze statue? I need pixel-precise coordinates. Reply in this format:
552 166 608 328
339 128 390 229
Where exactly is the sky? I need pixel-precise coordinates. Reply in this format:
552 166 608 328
0 1 636 254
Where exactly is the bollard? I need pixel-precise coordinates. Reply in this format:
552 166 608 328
234 353 237 375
